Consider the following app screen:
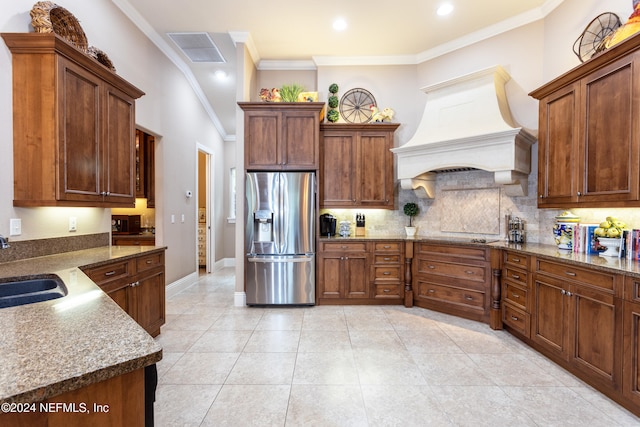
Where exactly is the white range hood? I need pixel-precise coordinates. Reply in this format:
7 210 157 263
391 65 536 198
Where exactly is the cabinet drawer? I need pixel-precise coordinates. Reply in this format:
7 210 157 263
373 265 401 279
373 242 402 252
416 243 488 261
503 251 529 269
623 275 640 302
416 258 486 284
374 283 403 299
503 303 530 337
503 282 528 311
373 254 401 264
417 282 485 309
82 260 131 286
136 252 164 274
503 266 528 287
320 241 367 252
536 258 616 292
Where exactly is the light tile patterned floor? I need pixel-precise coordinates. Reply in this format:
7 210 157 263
154 267 640 426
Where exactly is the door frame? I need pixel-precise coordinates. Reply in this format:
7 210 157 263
197 143 215 273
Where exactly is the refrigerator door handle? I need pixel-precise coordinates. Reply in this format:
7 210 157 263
247 256 313 263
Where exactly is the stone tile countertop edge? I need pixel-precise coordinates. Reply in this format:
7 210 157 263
320 235 640 278
0 246 166 403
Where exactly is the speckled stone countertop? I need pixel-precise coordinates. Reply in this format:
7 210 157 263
0 246 165 403
320 234 640 278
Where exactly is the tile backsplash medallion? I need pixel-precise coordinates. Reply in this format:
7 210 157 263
320 169 640 245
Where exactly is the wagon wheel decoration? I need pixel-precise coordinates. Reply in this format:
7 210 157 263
339 88 377 123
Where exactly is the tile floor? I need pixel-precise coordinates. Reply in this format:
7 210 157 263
154 267 640 426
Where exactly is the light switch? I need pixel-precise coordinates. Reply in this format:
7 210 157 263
170 214 175 224
9 218 21 236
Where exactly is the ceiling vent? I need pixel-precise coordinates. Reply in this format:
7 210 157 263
167 32 226 63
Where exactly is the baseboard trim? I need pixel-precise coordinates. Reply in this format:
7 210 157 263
234 291 246 307
166 272 199 298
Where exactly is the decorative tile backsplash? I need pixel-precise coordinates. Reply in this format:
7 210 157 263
440 188 500 234
320 168 640 245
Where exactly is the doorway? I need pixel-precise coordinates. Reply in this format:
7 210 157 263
197 146 215 272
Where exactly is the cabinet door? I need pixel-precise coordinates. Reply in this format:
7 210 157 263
579 56 640 204
343 254 369 298
537 83 580 206
58 58 102 203
132 269 165 337
108 285 129 313
102 85 136 205
532 275 569 357
317 254 342 299
282 111 319 169
245 111 280 169
320 132 357 206
624 300 640 406
570 284 621 388
359 132 393 208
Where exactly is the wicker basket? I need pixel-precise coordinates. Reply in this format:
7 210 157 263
30 1 88 52
88 46 116 72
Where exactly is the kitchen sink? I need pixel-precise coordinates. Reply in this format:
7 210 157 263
0 274 68 308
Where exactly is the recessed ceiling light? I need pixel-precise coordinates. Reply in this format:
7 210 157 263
333 18 347 31
437 3 454 16
214 70 227 80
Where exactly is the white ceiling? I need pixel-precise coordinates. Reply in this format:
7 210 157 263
113 0 564 139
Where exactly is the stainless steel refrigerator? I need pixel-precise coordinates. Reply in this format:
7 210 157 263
245 172 315 305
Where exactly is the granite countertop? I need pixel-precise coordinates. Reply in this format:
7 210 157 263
320 234 640 278
0 246 165 403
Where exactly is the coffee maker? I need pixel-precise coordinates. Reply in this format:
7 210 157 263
319 213 337 237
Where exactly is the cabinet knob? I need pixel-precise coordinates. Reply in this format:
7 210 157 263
539 194 543 198
577 191 582 196
561 289 566 295
566 291 573 297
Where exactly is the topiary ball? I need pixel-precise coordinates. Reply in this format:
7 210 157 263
327 109 340 122
328 95 339 108
329 83 339 94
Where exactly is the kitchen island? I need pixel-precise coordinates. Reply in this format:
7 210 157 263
0 246 164 426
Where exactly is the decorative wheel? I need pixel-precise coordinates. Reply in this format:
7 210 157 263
339 88 376 123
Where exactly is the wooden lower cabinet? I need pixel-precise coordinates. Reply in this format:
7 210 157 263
413 243 491 322
316 240 404 304
531 259 622 392
0 368 145 427
623 276 640 408
81 250 165 337
501 251 532 337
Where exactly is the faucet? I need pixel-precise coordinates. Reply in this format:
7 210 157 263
0 235 9 249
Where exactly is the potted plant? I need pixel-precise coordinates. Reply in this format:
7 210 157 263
403 202 419 237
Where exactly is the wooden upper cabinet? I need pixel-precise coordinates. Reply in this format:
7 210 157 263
531 35 640 208
239 102 325 170
320 123 399 209
2 33 144 207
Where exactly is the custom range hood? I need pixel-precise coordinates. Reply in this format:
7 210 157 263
391 65 536 198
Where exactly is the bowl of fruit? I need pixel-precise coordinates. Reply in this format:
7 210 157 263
595 217 626 257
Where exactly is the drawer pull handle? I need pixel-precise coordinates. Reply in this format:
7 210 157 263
511 274 520 279
383 289 390 293
383 245 391 249
512 293 520 299
465 270 474 275
383 272 391 275
464 295 474 301
384 257 392 261
104 271 116 276
510 316 519 321
146 260 153 264
428 265 436 269
511 258 520 262
565 271 576 277
428 289 435 293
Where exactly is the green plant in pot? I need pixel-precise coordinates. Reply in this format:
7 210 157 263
403 202 419 237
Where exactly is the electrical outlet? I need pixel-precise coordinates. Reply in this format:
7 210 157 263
69 217 77 232
9 218 21 236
